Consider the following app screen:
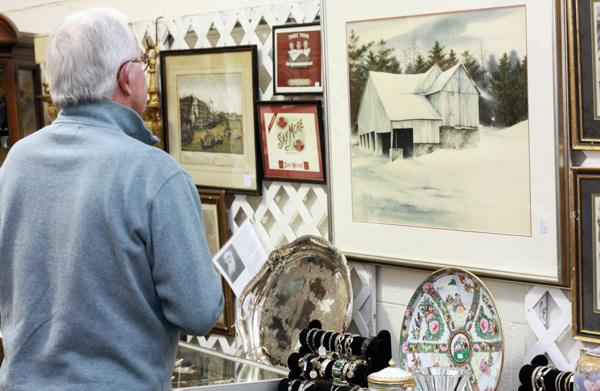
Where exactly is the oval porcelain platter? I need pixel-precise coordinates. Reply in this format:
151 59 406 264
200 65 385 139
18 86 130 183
399 268 504 391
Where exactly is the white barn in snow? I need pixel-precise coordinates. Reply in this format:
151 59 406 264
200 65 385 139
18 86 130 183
356 63 480 158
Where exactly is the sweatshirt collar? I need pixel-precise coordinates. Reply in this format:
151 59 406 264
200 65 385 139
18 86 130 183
55 100 160 146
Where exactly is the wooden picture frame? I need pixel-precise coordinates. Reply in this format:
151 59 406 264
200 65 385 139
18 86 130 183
322 0 570 285
568 0 600 149
160 46 262 195
255 100 326 183
570 168 600 342
197 189 235 337
272 23 323 95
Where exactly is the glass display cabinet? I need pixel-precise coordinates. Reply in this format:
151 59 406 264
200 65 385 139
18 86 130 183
172 341 287 390
0 13 44 166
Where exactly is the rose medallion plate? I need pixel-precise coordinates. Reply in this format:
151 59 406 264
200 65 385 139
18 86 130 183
399 268 503 391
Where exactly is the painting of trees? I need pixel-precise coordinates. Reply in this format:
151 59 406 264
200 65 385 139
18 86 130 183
346 7 528 130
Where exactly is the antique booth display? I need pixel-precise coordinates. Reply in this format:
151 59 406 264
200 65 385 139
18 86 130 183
236 235 353 367
399 268 504 391
255 100 326 183
272 23 323 95
197 189 235 337
567 0 600 149
0 14 43 165
172 341 287 390
160 46 261 195
570 167 600 343
322 0 570 285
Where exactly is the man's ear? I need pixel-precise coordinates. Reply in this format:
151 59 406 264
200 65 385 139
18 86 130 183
117 62 132 96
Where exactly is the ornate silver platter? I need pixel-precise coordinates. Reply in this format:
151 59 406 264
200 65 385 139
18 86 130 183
236 235 353 367
399 268 504 391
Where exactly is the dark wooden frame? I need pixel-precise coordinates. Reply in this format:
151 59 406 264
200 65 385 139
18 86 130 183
568 0 600 149
255 100 326 183
197 189 235 337
570 167 600 342
160 45 262 195
272 22 323 95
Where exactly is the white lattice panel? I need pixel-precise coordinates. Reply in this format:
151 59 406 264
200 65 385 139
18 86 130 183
525 286 597 371
132 0 376 354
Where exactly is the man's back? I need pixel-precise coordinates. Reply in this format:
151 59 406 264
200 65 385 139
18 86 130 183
0 101 224 390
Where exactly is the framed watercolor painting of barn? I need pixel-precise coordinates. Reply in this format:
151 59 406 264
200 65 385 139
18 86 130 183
322 0 569 285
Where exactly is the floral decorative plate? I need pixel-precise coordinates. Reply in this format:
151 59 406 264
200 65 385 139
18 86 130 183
399 268 503 391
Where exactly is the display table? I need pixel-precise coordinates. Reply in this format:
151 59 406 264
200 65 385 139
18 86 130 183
172 341 287 390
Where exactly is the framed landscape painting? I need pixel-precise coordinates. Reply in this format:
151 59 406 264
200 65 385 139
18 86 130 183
160 46 261 195
322 0 569 285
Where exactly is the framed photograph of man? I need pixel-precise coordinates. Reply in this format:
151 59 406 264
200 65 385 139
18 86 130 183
255 100 326 183
197 189 235 337
272 23 323 94
160 46 262 195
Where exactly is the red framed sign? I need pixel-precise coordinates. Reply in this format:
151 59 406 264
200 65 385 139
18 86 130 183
255 101 326 183
272 23 323 95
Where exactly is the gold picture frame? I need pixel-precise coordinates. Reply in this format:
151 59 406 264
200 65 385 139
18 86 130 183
198 188 235 337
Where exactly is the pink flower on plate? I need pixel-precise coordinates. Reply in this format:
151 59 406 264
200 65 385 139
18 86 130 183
449 320 456 332
429 320 440 335
402 341 409 354
423 282 432 292
480 318 489 334
427 313 435 322
584 379 600 391
441 344 448 352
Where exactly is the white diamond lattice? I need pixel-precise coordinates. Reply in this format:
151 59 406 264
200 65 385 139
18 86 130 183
525 286 598 371
132 0 376 355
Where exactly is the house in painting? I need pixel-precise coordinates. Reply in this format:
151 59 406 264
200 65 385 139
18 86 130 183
356 63 480 159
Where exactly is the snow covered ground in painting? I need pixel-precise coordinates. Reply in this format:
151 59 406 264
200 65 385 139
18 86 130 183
351 121 532 235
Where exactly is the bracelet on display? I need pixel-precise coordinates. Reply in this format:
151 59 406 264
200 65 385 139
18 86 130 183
305 329 317 352
308 356 320 381
319 358 333 379
360 336 375 358
564 373 573 391
331 358 347 381
319 331 331 358
335 334 344 357
312 330 321 354
288 379 300 391
554 372 562 391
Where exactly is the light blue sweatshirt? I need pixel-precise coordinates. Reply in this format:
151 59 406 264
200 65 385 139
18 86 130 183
0 100 224 390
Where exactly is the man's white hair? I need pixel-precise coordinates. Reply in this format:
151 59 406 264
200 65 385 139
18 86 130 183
45 8 137 109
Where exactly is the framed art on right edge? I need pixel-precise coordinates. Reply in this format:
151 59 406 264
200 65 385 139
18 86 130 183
568 0 600 149
571 168 600 342
322 0 570 285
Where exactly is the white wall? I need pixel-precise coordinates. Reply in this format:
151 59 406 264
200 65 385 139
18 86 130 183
1 1 592 390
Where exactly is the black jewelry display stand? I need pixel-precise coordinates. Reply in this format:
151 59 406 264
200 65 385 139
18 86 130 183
278 319 392 391
518 355 573 391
